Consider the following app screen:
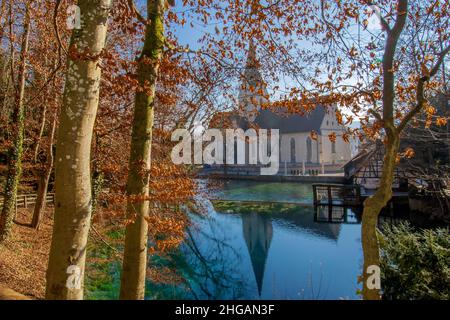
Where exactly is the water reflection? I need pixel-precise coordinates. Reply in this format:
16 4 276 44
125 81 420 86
241 212 273 295
145 181 363 300
314 206 362 224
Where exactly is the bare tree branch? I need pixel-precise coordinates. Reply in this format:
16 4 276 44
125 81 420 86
128 0 147 25
381 0 408 133
398 44 450 132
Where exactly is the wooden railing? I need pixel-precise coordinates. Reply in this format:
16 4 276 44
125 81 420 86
0 193 55 212
312 184 361 206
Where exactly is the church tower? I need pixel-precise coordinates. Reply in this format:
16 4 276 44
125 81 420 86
238 40 268 122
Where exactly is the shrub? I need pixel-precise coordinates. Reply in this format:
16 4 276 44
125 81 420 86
379 222 450 300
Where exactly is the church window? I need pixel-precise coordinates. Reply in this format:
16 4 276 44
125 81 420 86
290 138 296 163
306 137 312 163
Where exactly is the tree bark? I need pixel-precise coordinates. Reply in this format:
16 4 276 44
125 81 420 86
0 3 30 243
119 0 167 300
361 134 399 300
45 0 112 300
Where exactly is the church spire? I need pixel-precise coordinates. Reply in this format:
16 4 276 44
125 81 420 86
246 39 257 69
238 40 268 122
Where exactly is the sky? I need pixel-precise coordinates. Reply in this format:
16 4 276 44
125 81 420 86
132 1 384 125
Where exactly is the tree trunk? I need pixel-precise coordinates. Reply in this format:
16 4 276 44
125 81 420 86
31 114 57 230
119 0 166 300
91 170 104 215
0 4 30 243
45 0 112 300
0 0 6 42
361 134 399 300
359 0 408 300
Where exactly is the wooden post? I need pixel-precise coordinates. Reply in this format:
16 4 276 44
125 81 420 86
328 186 332 206
356 185 361 205
328 203 333 221
313 185 317 205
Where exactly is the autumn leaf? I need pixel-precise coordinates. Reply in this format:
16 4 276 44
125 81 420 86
328 132 337 143
436 117 448 126
342 132 350 143
404 147 415 159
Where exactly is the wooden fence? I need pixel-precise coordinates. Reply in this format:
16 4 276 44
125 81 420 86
0 193 55 212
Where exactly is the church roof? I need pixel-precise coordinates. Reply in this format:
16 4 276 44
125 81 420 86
209 105 329 134
254 106 327 134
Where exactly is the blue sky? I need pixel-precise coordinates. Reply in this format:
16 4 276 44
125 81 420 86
132 0 377 123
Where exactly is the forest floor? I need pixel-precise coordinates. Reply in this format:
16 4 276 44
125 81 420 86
0 208 124 299
0 208 52 299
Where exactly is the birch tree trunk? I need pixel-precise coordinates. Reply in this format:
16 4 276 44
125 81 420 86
119 0 167 300
45 0 112 300
0 3 30 243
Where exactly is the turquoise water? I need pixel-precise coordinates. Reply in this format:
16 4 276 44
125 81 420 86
215 180 315 204
144 181 363 300
87 180 363 300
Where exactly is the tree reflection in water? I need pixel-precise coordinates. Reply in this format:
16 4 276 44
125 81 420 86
145 197 363 300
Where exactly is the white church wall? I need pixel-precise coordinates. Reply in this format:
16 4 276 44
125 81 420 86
319 107 352 164
280 132 319 164
319 132 351 164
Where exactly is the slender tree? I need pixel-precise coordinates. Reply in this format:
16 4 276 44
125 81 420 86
359 0 449 300
310 0 449 299
119 0 174 300
31 111 57 229
45 0 113 299
0 1 31 243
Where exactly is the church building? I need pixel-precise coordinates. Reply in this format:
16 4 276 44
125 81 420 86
209 42 352 175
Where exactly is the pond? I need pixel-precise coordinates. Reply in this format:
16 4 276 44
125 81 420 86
88 180 364 300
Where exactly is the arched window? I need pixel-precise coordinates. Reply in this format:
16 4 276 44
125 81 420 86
306 137 312 163
332 141 336 154
234 139 238 164
290 138 296 163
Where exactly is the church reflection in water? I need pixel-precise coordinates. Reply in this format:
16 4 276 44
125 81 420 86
241 212 273 296
238 204 351 296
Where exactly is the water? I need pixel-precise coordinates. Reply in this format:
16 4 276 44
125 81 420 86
144 181 363 300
